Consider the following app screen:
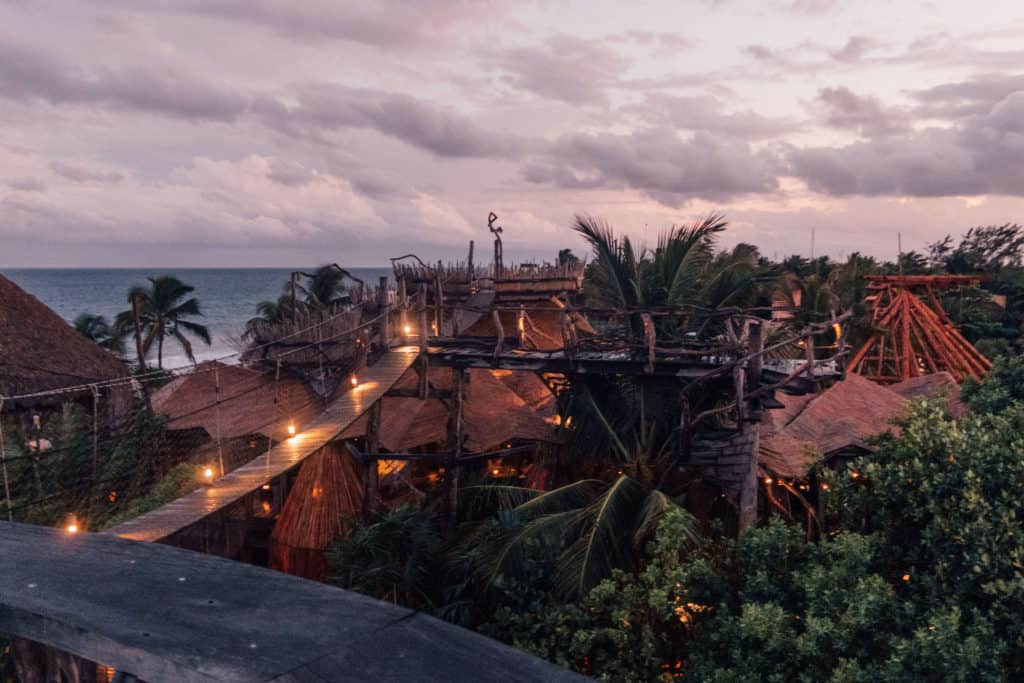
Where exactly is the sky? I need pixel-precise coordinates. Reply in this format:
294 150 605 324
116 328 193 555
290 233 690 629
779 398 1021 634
1 0 1023 267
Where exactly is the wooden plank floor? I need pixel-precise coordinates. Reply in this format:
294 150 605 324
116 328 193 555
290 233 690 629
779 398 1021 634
106 347 420 543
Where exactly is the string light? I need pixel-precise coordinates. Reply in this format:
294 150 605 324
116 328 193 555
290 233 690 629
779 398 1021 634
350 375 359 387
492 468 500 476
403 324 412 335
202 467 214 482
902 573 911 582
261 484 271 491
821 482 830 491
850 471 860 479
287 423 296 436
65 516 79 535
764 476 773 485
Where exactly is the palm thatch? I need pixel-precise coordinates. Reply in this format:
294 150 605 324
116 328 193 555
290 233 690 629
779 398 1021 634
341 368 560 452
461 304 595 351
150 361 322 441
0 273 129 404
269 442 364 581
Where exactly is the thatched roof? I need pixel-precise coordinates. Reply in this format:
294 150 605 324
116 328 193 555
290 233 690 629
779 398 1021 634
270 442 363 581
0 273 128 398
759 371 971 479
151 360 322 441
890 371 967 418
461 304 595 351
759 374 908 477
341 368 560 452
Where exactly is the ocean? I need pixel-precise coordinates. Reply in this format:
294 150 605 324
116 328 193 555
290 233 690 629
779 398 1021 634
3 267 391 369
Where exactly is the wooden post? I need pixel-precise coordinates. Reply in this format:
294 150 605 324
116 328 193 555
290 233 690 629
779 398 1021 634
748 321 764 390
417 285 429 400
434 273 444 337
737 424 761 535
517 305 526 347
363 400 382 520
493 310 505 361
378 275 389 348
642 313 655 374
444 368 465 533
805 331 816 388
467 239 475 290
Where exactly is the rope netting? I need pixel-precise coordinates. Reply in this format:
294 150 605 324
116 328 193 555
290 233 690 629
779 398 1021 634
0 303 394 529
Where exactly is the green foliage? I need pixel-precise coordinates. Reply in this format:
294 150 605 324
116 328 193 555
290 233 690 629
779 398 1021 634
100 462 199 529
73 312 125 355
962 353 1024 413
326 505 444 609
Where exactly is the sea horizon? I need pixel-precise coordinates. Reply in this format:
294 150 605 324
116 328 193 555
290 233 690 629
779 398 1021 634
2 266 392 369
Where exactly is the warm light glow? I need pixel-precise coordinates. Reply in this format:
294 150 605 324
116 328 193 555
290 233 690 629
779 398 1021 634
203 467 214 480
350 375 359 387
492 468 500 476
821 482 830 491
403 324 412 335
764 477 773 485
832 322 842 340
65 518 79 535
287 423 296 436
902 573 911 582
261 501 271 513
850 471 860 479
261 484 271 491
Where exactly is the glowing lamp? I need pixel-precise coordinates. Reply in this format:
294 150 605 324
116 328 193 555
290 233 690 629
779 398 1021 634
203 467 214 481
902 573 911 582
261 484 271 491
764 477 773 485
350 375 359 387
287 423 296 436
850 471 860 479
65 517 79 535
492 468 500 476
403 324 412 335
821 482 830 491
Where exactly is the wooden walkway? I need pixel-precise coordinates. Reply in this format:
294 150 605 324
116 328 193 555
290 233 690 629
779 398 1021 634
0 522 586 682
107 347 420 543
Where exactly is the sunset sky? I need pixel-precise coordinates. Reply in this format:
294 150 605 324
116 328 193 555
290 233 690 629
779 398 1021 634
2 0 1023 266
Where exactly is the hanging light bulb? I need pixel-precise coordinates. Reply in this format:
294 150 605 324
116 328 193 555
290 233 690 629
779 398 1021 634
203 467 214 482
350 375 359 387
287 422 296 436
65 516 79 535
764 476 773 485
403 324 412 335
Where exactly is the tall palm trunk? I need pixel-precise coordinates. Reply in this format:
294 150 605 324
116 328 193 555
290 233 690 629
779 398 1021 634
157 334 164 369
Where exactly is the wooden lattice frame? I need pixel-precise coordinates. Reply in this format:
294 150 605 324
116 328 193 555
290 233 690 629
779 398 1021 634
849 275 992 384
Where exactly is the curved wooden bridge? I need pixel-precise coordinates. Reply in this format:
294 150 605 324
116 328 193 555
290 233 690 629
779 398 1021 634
106 347 420 543
0 522 586 682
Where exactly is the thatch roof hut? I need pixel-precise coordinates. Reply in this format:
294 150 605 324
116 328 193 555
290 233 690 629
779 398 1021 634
269 442 364 581
0 273 129 413
340 367 560 452
150 361 322 442
759 371 971 479
460 303 595 352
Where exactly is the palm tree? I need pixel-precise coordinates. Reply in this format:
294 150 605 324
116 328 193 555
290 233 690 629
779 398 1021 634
73 312 124 355
245 291 298 334
299 264 353 310
464 388 700 599
116 275 211 369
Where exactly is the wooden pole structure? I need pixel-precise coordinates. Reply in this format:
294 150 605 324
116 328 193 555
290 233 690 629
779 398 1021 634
737 423 761 535
362 399 382 520
492 310 505 361
0 398 12 521
517 305 526 347
378 275 389 348
444 368 465 533
467 239 475 291
417 285 429 400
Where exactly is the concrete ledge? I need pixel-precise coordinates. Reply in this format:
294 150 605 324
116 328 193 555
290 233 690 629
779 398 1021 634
0 522 587 682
